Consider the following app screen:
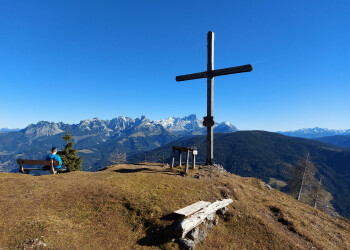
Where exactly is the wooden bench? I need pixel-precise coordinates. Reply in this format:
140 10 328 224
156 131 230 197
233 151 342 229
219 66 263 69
17 159 61 174
174 199 233 238
174 201 211 217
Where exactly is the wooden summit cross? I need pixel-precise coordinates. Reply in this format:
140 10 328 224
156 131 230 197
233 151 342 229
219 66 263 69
176 31 253 165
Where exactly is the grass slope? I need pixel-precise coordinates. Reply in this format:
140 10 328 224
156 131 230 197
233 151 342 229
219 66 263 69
0 164 349 249
129 131 350 218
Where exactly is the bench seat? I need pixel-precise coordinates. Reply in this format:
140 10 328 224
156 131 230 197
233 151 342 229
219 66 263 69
17 159 62 174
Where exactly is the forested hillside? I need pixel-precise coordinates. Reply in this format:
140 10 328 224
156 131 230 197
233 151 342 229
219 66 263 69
316 135 350 148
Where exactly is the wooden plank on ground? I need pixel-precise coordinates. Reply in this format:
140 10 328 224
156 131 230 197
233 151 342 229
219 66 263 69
177 199 233 238
174 201 211 217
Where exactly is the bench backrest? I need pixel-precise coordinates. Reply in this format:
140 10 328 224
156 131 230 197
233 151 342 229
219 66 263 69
17 159 60 166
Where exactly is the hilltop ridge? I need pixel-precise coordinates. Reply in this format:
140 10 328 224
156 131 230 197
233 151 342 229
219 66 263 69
131 131 350 218
0 163 349 249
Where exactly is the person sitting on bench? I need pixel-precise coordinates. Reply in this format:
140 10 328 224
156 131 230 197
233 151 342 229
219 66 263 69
43 147 63 173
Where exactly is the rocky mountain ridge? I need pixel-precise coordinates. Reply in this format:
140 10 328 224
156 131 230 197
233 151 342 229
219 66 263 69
0 114 236 172
20 114 237 139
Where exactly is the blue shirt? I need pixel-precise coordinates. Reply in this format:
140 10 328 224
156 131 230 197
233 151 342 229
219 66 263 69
46 154 62 169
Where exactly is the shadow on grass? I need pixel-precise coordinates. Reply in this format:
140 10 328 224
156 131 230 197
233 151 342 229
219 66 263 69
137 220 179 247
114 167 184 176
132 163 164 166
137 212 185 247
160 213 184 221
114 168 152 173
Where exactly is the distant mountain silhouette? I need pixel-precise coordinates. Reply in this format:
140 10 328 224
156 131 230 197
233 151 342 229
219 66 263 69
0 128 20 133
279 127 350 139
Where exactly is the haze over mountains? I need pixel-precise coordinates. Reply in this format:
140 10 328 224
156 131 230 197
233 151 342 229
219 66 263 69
278 128 350 148
279 127 350 139
0 128 20 133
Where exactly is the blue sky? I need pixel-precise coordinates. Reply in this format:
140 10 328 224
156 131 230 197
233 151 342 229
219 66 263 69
0 0 349 131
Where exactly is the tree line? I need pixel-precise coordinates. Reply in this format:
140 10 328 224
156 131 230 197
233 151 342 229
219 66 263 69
289 153 334 214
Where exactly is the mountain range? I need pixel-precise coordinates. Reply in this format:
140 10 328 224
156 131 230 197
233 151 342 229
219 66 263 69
4 124 350 140
0 114 236 172
279 127 350 139
18 114 237 139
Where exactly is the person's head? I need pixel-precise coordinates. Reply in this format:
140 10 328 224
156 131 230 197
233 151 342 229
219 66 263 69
51 147 58 154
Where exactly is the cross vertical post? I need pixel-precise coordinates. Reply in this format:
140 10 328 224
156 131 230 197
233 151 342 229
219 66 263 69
205 31 214 165
176 31 253 166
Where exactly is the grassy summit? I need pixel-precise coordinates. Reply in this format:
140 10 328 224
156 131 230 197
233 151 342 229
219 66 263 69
0 164 349 249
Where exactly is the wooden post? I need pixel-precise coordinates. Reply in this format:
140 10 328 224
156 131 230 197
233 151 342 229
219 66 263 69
19 159 24 173
175 31 253 165
192 150 198 169
171 147 175 169
206 31 214 166
50 159 55 174
192 153 196 169
179 151 182 167
185 150 190 174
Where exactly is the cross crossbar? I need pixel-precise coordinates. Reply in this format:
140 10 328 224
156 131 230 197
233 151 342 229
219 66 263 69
175 31 252 165
176 64 253 82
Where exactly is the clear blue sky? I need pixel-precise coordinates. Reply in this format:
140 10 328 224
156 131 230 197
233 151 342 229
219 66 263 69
0 0 349 131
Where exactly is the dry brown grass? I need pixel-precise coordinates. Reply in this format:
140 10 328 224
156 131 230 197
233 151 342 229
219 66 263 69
269 177 287 189
0 163 349 249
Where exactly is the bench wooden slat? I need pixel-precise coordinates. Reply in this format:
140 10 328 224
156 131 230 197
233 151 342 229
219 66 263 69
17 159 60 166
172 146 197 152
174 201 211 217
23 168 43 170
177 199 233 238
